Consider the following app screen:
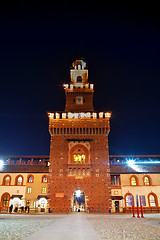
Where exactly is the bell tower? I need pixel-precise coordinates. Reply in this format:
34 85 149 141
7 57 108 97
64 59 94 112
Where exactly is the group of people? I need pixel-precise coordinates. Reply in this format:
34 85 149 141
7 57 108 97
9 205 30 213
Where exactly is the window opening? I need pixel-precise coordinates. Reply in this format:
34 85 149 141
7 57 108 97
42 188 47 194
73 154 85 164
144 176 150 185
42 176 47 183
126 195 133 207
27 187 32 193
149 194 156 207
2 194 9 207
131 176 137 186
17 176 22 186
28 175 33 183
77 76 82 82
111 175 120 185
4 176 10 185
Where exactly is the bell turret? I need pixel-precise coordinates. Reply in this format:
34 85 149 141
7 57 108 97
70 60 88 85
63 59 94 112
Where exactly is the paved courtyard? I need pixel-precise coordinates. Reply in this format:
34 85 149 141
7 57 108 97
0 213 160 240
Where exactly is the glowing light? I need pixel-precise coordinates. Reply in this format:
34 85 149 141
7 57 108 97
75 83 83 87
49 113 54 119
127 159 135 166
90 84 94 89
126 159 144 172
75 190 81 197
0 160 4 168
86 112 91 118
93 112 97 119
62 113 66 119
105 112 111 118
70 84 73 90
138 161 160 164
99 112 103 118
127 159 140 172
56 113 60 119
63 84 68 89
74 113 78 119
73 154 85 163
80 112 85 118
68 112 72 119
127 159 160 165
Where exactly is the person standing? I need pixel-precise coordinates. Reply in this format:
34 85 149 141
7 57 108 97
9 204 13 214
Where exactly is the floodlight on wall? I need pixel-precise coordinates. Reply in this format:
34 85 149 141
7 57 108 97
0 160 4 169
127 159 135 166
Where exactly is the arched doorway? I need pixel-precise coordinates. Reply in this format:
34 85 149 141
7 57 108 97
10 196 24 212
73 190 85 212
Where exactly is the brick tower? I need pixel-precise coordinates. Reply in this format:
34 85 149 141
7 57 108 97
48 59 112 213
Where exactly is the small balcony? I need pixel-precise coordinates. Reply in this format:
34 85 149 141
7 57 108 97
67 163 91 177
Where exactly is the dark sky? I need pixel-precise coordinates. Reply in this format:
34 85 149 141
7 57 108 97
0 3 160 156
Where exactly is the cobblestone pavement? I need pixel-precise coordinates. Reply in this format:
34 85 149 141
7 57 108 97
0 214 65 240
0 213 160 240
87 214 160 240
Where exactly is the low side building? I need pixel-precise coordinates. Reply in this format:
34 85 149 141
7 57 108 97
0 155 160 213
0 156 49 213
110 155 160 213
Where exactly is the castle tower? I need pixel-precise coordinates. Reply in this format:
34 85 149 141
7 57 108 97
64 60 94 112
48 60 111 213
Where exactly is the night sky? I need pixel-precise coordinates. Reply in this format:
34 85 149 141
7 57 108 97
0 3 160 156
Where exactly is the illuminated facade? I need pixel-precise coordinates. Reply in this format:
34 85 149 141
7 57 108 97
0 156 49 213
0 155 160 213
48 60 112 213
1 60 160 214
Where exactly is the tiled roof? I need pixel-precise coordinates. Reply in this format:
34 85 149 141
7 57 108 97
110 163 160 174
0 164 49 173
1 155 160 174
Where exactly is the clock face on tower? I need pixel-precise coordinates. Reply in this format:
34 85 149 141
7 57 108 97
76 96 83 105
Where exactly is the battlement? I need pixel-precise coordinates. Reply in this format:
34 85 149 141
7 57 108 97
48 111 111 120
63 83 94 91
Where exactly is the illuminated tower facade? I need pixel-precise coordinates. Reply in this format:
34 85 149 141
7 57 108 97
48 60 111 213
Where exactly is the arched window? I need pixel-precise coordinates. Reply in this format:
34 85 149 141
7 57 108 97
131 177 136 185
1 193 10 207
73 154 85 164
73 169 76 176
69 144 89 164
143 176 150 186
125 193 134 207
3 175 11 185
42 175 48 183
148 193 158 207
15 175 23 186
82 169 85 176
130 175 138 186
77 76 82 83
68 169 72 176
86 169 91 176
28 175 34 183
77 169 82 176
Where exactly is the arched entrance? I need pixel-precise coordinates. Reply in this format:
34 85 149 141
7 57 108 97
10 196 24 212
73 190 85 212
